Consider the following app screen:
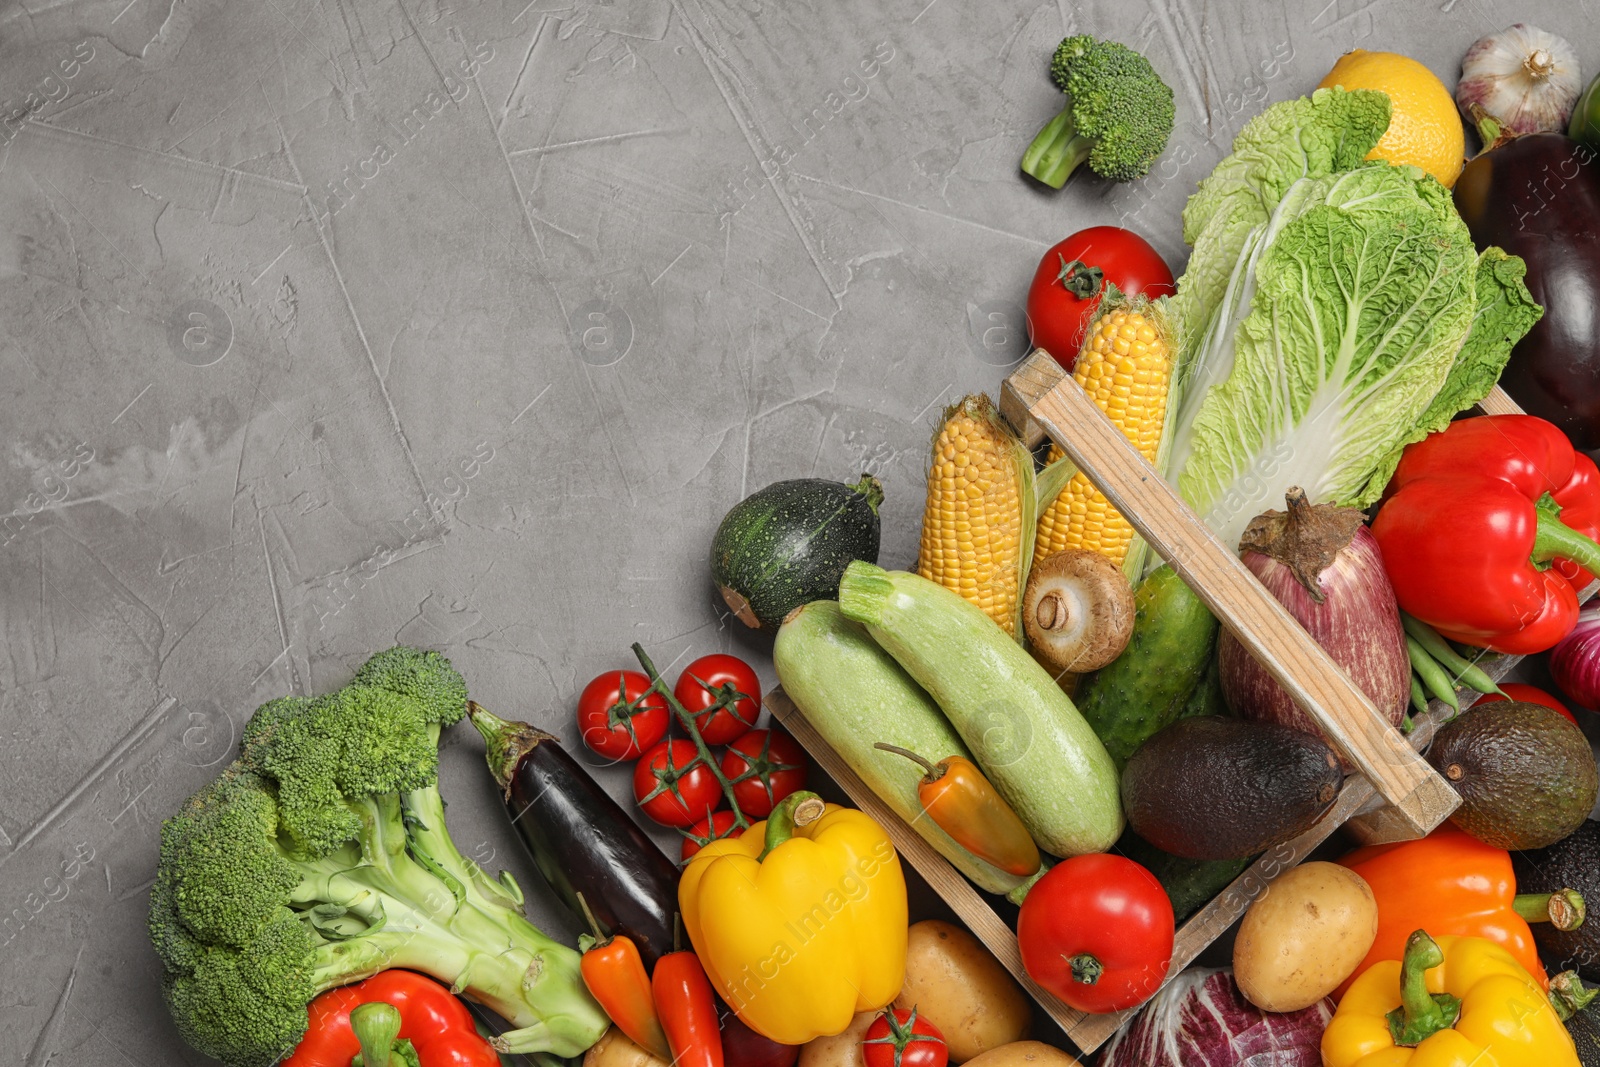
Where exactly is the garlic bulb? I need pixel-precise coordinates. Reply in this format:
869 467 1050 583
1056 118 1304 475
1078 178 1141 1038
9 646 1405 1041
1457 24 1581 142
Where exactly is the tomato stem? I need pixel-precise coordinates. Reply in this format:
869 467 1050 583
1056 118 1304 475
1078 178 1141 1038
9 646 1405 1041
1068 953 1103 985
632 642 752 830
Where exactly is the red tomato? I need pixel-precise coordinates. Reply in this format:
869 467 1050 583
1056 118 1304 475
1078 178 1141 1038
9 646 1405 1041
1025 227 1174 370
633 740 722 827
675 654 762 745
861 1008 947 1067
576 670 669 762
681 810 745 861
720 729 808 818
1475 683 1579 725
1017 853 1174 1014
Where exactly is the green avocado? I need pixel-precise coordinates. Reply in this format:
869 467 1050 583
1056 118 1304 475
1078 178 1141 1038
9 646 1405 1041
1427 701 1598 851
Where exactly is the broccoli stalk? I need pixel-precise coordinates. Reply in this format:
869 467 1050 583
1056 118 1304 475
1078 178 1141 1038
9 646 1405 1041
149 648 608 1067
1021 35 1176 188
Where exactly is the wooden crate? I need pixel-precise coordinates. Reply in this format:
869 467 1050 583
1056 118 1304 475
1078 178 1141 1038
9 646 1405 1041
769 353 1546 1055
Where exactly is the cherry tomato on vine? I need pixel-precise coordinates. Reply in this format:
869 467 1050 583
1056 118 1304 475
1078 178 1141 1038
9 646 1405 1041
861 1007 947 1067
1016 853 1173 1014
680 810 745 861
1025 227 1174 370
633 739 721 827
576 670 669 762
720 729 808 818
674 654 761 745
1475 682 1580 725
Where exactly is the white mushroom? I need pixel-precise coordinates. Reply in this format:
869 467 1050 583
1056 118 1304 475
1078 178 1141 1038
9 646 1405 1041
1023 550 1136 675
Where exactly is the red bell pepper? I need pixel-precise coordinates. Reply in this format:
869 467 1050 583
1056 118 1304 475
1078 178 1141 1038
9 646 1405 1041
283 970 499 1067
1371 414 1600 654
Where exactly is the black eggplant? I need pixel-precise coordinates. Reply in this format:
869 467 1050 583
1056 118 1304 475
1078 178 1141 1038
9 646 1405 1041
1512 818 1600 982
468 701 679 967
1453 134 1600 447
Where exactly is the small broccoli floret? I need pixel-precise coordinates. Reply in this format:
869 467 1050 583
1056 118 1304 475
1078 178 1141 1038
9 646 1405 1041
1021 35 1175 188
353 646 468 725
149 647 607 1067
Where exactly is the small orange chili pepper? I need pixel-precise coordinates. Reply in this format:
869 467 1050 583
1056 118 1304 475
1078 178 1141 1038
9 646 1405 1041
875 744 1041 876
576 893 671 1060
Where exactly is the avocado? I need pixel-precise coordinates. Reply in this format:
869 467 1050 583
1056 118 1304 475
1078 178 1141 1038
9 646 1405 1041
1121 716 1341 861
1427 701 1598 851
1513 819 1600 983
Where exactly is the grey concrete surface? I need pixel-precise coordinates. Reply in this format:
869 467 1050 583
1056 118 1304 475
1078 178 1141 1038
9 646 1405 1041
1 0 1597 1063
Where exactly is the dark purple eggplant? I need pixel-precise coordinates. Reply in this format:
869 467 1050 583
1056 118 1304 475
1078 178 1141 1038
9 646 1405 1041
1453 134 1600 447
468 701 679 967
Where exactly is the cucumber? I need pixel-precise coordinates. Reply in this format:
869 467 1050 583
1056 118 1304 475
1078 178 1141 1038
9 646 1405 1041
1177 646 1229 720
773 601 1028 896
711 475 883 631
1075 566 1219 768
838 562 1122 857
1115 830 1251 923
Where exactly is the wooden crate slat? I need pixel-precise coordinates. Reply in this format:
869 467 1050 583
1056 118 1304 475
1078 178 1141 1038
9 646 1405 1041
1002 350 1457 840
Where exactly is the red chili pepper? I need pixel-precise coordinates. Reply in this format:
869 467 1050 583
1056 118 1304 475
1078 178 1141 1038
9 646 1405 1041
575 894 671 1061
1371 415 1600 654
283 970 499 1067
653 950 725 1067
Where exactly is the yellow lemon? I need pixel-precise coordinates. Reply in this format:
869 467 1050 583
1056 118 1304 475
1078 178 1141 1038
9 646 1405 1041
1318 50 1465 187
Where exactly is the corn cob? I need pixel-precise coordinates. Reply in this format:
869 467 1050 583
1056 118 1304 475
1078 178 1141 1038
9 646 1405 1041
916 395 1036 638
1034 294 1173 570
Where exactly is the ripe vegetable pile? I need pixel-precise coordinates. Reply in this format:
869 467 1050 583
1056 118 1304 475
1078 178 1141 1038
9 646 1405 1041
148 24 1600 1067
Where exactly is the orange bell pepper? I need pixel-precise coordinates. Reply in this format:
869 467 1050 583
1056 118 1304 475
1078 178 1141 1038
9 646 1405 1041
1337 825 1585 998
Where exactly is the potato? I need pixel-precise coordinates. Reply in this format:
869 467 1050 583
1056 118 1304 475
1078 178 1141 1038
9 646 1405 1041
1233 861 1378 1011
895 919 1031 1063
584 1028 671 1067
960 1041 1082 1067
797 1011 876 1067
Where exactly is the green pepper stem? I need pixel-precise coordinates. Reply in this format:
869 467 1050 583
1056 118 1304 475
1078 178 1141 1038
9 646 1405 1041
1549 970 1599 1021
349 1002 411 1067
1532 507 1600 576
1385 930 1462 1047
874 743 944 781
1514 889 1586 930
759 790 825 860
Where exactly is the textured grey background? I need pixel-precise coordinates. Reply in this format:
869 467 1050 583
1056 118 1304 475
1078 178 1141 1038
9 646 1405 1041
1 0 1597 1063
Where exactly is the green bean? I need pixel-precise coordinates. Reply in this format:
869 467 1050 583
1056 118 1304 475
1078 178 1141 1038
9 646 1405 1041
1406 635 1461 712
1410 673 1428 716
1401 613 1502 696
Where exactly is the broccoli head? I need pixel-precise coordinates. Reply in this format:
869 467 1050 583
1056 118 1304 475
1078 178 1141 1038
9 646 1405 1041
149 646 607 1067
1021 35 1176 187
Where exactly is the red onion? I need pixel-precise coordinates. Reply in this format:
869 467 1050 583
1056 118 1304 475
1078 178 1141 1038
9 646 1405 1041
1099 967 1331 1067
1549 606 1600 709
1219 489 1410 758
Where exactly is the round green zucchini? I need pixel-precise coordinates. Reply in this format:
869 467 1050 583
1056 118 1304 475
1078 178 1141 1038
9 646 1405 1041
711 475 882 631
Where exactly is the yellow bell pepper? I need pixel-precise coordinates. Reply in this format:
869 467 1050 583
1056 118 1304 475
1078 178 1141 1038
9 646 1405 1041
678 790 908 1045
1322 929 1580 1067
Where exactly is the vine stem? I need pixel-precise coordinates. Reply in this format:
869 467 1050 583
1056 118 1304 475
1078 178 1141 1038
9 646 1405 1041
631 642 752 830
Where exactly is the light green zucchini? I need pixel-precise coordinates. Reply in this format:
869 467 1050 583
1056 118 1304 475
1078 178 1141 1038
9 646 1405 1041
773 600 1029 897
838 562 1123 857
